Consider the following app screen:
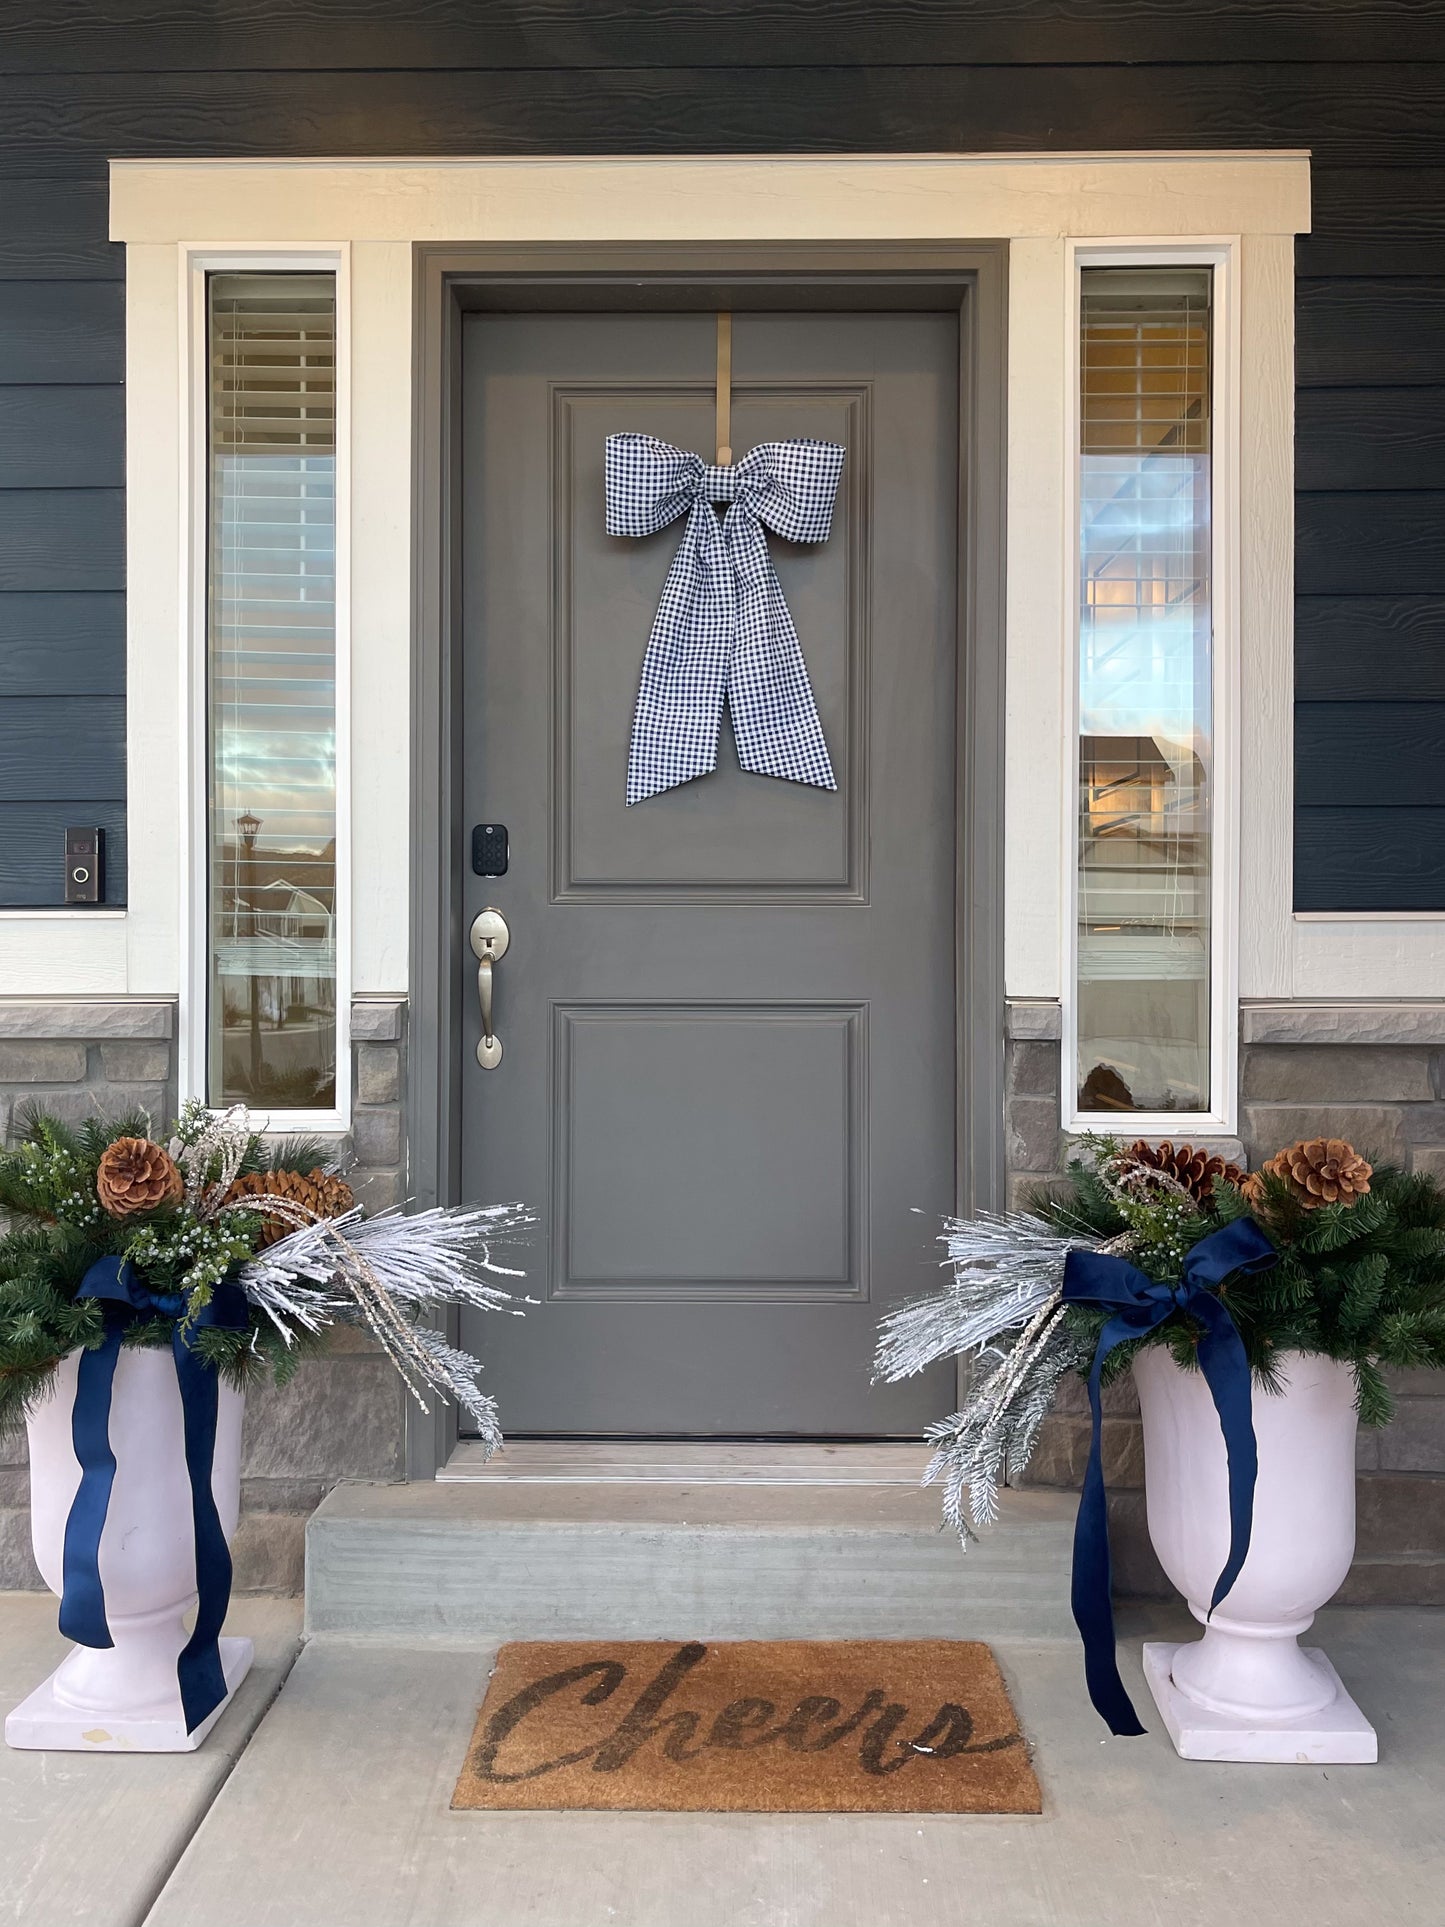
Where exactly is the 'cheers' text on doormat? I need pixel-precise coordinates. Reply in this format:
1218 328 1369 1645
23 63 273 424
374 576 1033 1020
451 1638 1040 1813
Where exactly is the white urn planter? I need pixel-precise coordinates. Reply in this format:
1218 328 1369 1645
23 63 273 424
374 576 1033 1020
1135 1345 1376 1763
5 1345 252 1753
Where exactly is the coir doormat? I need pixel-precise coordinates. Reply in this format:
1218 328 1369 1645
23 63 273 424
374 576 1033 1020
452 1638 1040 1813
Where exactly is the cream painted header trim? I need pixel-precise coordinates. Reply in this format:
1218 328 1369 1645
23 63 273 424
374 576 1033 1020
111 152 1311 245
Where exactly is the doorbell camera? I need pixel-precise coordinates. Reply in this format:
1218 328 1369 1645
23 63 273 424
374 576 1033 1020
64 827 104 904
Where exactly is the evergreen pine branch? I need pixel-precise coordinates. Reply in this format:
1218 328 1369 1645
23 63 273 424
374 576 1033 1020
1374 1167 1445 1231
1337 1251 1389 1337
15 1106 153 1162
1209 1179 1253 1226
1029 1156 1127 1241
1250 1341 1291 1397
13 1106 85 1158
1388 1226 1445 1268
1375 1310 1445 1370
1252 1261 1315 1312
1299 1193 1388 1253
1353 1357 1394 1428
263 1135 342 1177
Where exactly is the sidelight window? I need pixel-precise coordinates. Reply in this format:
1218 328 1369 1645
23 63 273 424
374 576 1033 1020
1070 261 1231 1127
204 270 340 1116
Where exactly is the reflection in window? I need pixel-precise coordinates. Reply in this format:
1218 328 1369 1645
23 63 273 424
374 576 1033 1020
1076 268 1212 1115
207 272 337 1110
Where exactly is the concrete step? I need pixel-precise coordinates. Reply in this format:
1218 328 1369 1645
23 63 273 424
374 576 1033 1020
438 1439 940 1485
304 1453 1078 1642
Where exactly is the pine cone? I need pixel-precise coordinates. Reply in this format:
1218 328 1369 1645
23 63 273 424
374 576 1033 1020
223 1167 355 1247
1248 1137 1372 1211
96 1137 183 1218
1125 1139 1247 1208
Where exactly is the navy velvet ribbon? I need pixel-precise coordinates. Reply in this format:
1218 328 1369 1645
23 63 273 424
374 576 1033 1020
1060 1219 1279 1736
60 1255 248 1733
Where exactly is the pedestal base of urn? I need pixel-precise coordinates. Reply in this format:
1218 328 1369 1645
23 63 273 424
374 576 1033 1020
5 1635 253 1753
1143 1641 1377 1763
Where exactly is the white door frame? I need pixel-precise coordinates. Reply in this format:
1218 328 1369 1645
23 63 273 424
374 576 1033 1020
96 152 1318 1475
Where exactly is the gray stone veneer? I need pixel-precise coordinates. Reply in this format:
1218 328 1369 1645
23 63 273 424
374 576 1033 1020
8 991 1442 1606
0 995 410 1594
1006 998 1445 1604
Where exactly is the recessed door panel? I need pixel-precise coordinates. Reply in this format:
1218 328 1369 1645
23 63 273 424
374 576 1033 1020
554 1004 864 1296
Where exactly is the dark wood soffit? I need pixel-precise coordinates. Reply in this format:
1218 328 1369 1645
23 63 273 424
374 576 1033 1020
0 65 1439 162
4 0 1445 72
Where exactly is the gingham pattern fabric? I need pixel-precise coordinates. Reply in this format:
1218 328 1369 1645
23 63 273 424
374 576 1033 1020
606 432 845 804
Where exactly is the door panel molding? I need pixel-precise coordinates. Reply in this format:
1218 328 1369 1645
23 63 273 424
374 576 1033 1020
551 380 872 904
550 1001 868 1303
409 242 1007 1475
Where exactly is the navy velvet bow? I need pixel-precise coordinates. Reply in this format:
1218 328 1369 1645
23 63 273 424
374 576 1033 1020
1060 1218 1278 1735
61 1255 249 1733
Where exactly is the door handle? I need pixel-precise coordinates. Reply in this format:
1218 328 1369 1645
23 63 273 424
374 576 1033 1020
469 907 510 1069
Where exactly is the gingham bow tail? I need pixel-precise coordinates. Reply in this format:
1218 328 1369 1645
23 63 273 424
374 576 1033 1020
606 433 844 804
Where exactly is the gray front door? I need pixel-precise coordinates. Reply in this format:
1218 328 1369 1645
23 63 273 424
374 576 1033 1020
459 308 958 1436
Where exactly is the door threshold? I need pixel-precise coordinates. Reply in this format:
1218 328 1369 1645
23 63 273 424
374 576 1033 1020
437 1440 932 1486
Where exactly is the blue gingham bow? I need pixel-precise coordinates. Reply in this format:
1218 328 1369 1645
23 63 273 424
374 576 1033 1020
606 433 845 804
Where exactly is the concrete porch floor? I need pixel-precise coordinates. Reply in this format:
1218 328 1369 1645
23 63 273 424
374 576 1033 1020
6 1596 1445 1927
0 1593 302 1927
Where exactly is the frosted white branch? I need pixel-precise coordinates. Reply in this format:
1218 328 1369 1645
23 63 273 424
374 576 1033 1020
874 1209 1103 1545
168 1101 258 1219
337 1205 538 1310
875 1211 1099 1384
235 1200 536 1423
411 1326 502 1454
239 1268 349 1344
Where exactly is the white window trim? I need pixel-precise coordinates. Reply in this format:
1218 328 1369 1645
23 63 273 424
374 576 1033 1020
177 245 352 1131
1062 240 1241 1136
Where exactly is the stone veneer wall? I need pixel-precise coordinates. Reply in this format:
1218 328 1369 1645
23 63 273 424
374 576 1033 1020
1005 998 1445 1604
0 995 411 1593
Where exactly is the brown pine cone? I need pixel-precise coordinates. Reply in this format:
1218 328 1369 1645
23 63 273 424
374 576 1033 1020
96 1137 184 1218
223 1167 356 1247
1247 1137 1372 1211
1126 1139 1247 1208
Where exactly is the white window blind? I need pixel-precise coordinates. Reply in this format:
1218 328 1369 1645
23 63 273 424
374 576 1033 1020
206 272 338 1112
